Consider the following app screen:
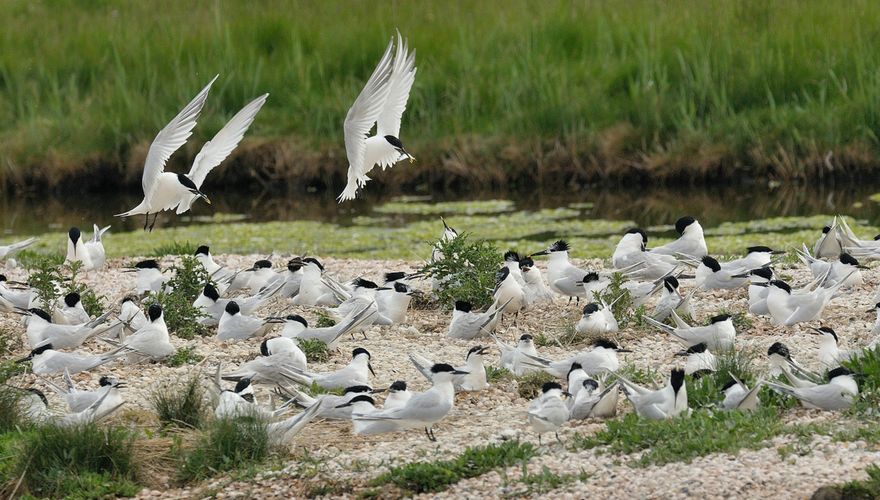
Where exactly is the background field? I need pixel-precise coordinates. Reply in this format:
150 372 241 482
3 0 880 192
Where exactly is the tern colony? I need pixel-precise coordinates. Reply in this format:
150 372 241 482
0 32 876 444
2 211 877 443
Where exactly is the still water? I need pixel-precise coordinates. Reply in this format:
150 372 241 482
2 182 880 236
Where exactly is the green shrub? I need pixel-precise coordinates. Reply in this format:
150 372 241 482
166 347 205 367
147 256 210 339
516 371 556 399
419 233 501 309
151 241 198 257
14 423 138 498
23 257 104 316
151 374 207 429
372 441 536 494
686 348 757 409
843 345 880 416
298 339 331 363
179 416 270 482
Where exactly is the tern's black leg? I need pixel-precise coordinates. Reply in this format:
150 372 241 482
361 332 368 340
576 297 580 305
538 435 542 446
429 427 436 441
143 213 149 231
568 296 572 304
555 431 562 444
148 212 159 232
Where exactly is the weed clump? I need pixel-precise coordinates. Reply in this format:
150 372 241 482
178 416 270 482
150 373 207 429
298 338 331 363
419 233 501 309
166 346 205 367
516 371 556 399
147 256 210 339
25 257 105 316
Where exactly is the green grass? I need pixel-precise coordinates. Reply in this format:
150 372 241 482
178 416 270 482
486 366 513 384
843 345 880 416
686 348 758 409
150 373 207 429
298 339 331 363
371 441 537 494
151 241 199 257
818 465 880 499
5 2 880 185
166 346 205 367
573 408 782 467
12 424 139 498
516 371 557 400
516 465 589 495
147 256 211 339
0 388 24 434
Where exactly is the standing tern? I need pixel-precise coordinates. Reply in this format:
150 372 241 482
527 382 570 444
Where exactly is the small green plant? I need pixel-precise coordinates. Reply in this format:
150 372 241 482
23 257 104 316
179 416 270 482
486 366 512 383
0 328 20 358
166 346 205 367
65 260 105 316
314 310 337 328
150 373 207 429
686 348 757 409
818 464 880 499
148 256 211 339
616 363 659 386
516 371 556 399
518 465 589 495
419 233 502 309
572 408 782 467
592 273 635 326
298 338 331 363
14 423 139 498
371 441 537 494
15 251 64 270
844 345 880 416
0 387 24 433
151 241 198 257
0 360 28 385
711 308 753 332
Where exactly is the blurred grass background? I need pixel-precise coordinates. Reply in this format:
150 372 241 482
2 0 880 189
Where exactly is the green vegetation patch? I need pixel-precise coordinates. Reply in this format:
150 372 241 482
371 440 537 494
147 256 211 339
151 373 208 429
373 200 515 215
419 232 501 308
179 416 270 482
573 408 782 467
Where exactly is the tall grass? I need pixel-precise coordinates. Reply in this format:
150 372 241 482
2 1 880 186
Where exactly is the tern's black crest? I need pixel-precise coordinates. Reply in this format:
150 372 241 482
751 267 773 280
195 245 210 256
625 227 648 245
353 278 379 289
430 363 456 373
875 234 880 241
176 173 198 190
567 362 583 376
582 272 599 283
384 135 404 148
670 368 686 393
690 369 713 380
99 376 116 387
746 246 774 254
504 250 520 263
347 394 376 405
720 379 739 392
467 345 485 357
121 295 137 305
384 271 406 283
63 292 80 308
203 283 220 301
25 388 48 406
709 314 731 324
285 314 308 327
135 259 160 270
674 216 697 235
495 267 510 285
389 380 407 391
148 304 163 322
31 343 53 356
519 334 533 341
817 326 838 343
582 379 600 391
303 257 324 271
582 303 600 316
28 308 52 322
701 256 721 272
260 339 271 356
822 226 832 234
550 240 570 252
770 280 792 294
253 259 272 269
828 367 854 380
343 385 373 394
768 342 791 359
593 338 619 350
225 301 240 315
352 347 371 359
839 253 860 267
68 227 81 245
454 300 473 313
541 381 563 393
686 343 708 354
287 259 303 272
234 378 252 393
663 276 680 292
0 275 6 282
519 256 535 269
393 282 408 293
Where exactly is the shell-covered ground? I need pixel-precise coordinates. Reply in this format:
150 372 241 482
4 251 880 499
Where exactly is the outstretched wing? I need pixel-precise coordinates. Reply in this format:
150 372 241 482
342 38 395 181
376 31 417 138
142 75 218 204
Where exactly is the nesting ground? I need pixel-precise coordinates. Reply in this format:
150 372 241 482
4 254 880 499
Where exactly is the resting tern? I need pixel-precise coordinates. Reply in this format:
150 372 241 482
747 267 774 315
765 278 849 326
51 292 91 325
643 311 735 351
115 76 218 230
222 337 307 384
575 302 618 335
649 216 707 258
21 307 112 349
112 304 175 362
125 259 168 295
618 368 689 420
275 384 378 420
720 373 763 411
494 333 540 375
278 305 376 350
568 378 619 420
65 227 94 270
447 299 508 340
493 267 525 317
409 345 490 392
338 32 417 202
766 367 858 411
675 342 717 375
521 339 630 378
519 257 553 305
18 343 125 375
283 347 375 390
217 301 282 341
